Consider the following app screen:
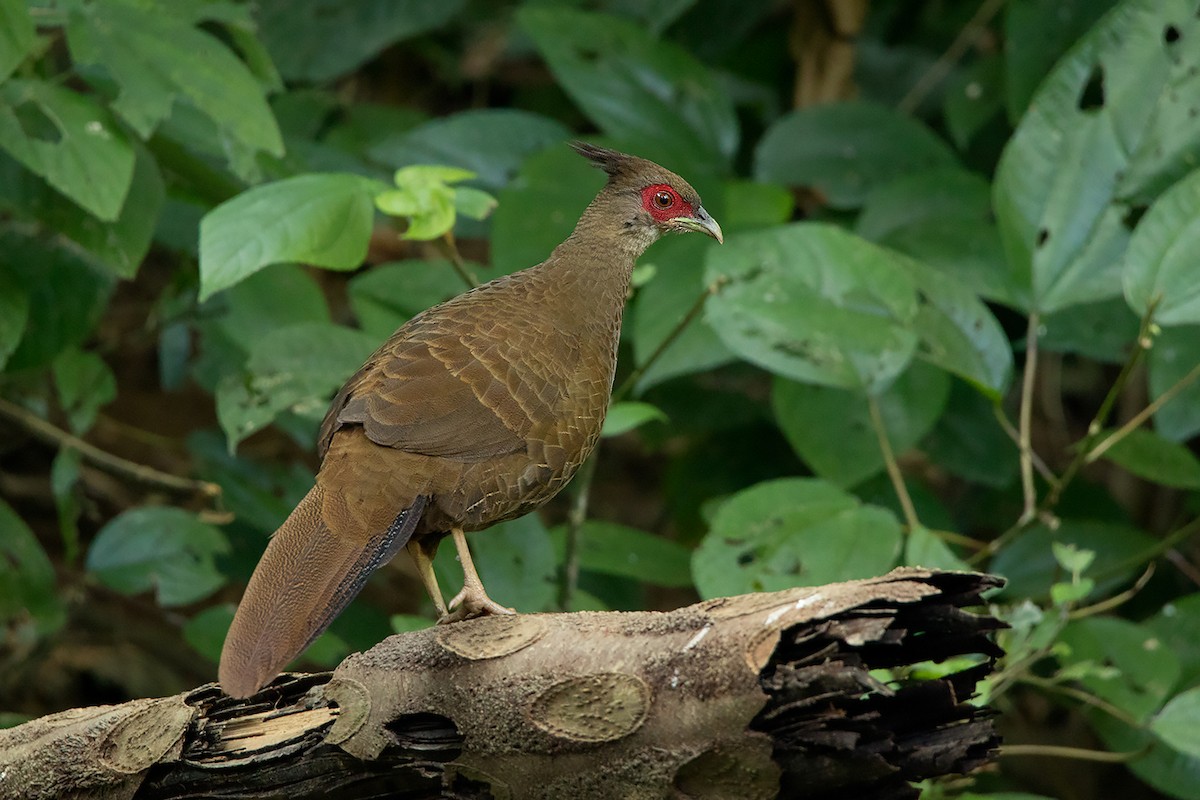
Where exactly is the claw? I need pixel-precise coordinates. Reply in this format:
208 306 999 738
436 527 515 625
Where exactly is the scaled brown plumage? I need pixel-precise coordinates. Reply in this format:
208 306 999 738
218 143 723 698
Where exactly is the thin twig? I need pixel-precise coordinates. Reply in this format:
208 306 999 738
1017 312 1041 524
999 744 1143 763
1044 300 1159 508
558 454 598 612
897 0 1009 114
613 277 726 403
1069 563 1155 620
993 404 1057 484
1166 549 1200 587
1018 675 1144 728
0 397 221 500
439 232 479 288
1086 360 1200 465
868 395 920 530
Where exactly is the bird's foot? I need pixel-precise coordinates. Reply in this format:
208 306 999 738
438 581 515 624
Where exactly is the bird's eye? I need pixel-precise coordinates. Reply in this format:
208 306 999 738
654 190 674 208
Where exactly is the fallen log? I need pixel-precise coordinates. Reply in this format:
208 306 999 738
0 568 1003 800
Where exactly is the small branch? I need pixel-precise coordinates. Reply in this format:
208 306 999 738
897 0 1008 114
1068 563 1155 620
0 397 221 501
1167 549 1200 587
1085 360 1200 465
1018 675 1145 729
1017 311 1041 524
998 744 1143 763
439 232 479 288
612 277 725 403
1044 301 1159 509
558 453 598 612
868 395 920 530
993 404 1058 484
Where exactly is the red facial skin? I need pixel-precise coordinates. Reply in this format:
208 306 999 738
640 184 695 223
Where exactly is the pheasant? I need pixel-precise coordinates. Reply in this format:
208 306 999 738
218 142 723 698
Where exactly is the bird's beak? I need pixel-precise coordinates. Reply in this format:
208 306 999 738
672 205 723 244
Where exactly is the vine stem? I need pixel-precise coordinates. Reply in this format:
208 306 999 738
1017 311 1041 524
998 744 1143 763
1018 675 1145 728
1085 360 1200 465
897 0 1008 114
439 232 479 288
0 397 221 500
867 395 920 530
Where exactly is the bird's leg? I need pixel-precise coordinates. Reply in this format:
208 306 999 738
406 539 447 618
440 527 515 624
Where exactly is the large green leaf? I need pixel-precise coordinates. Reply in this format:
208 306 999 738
519 7 738 174
0 498 64 637
1099 427 1200 490
1153 688 1200 759
772 362 950 488
256 0 465 83
0 0 34 83
994 0 1200 314
922 380 1019 489
704 222 920 394
199 173 382 301
65 0 283 180
369 110 568 190
348 260 465 338
215 322 378 450
0 79 135 221
1149 325 1200 442
1040 297 1140 363
0 268 28 371
549 521 693 588
692 477 902 599
53 348 117 435
754 101 957 209
211 263 331 347
1059 617 1179 720
86 506 230 607
1125 167 1200 325
0 227 115 371
1147 594 1200 690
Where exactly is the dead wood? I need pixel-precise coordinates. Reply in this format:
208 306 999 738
0 568 1003 800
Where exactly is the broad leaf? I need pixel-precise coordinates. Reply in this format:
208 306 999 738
944 55 1004 150
348 260 466 338
183 605 234 663
692 477 902 599
53 348 116 435
1041 297 1140 363
199 173 382 301
922 379 1019 489
755 101 957 209
215 322 378 451
519 7 738 173
0 0 34 83
602 402 667 437
1147 594 1200 691
1098 427 1200 490
65 0 284 179
905 525 973 572
1149 325 1200 442
0 268 28 371
86 506 230 607
1125 167 1200 325
0 498 64 636
1153 688 1200 759
773 362 950 488
704 223 920 394
550 521 693 588
1058 617 1179 721
0 79 135 221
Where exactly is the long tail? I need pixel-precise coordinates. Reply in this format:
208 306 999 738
218 486 425 698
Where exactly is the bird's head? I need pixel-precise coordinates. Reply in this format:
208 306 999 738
571 142 723 248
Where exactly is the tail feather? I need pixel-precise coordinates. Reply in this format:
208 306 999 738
218 486 425 698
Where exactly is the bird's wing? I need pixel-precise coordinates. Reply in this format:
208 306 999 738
318 303 562 462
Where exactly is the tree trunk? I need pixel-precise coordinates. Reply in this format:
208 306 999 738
0 568 1003 800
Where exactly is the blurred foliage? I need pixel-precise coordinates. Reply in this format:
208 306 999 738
2 1 1200 796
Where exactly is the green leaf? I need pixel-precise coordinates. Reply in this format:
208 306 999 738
994 0 1200 314
692 477 902 599
51 448 82 565
433 515 557 613
454 186 497 221
491 145 602 275
216 322 378 450
256 0 466 83
772 361 950 488
992 521 1156 602
370 110 568 190
1059 617 1179 721
390 614 433 634
905 525 972 572
347 260 466 339
1153 688 1200 759
550 521 693 588
1125 167 1200 325
65 0 284 179
1148 594 1200 690
519 7 738 172
53 348 117 434
754 101 957 209
944 54 1004 150
0 0 35 83
0 227 115 371
922 379 1019 489
0 498 64 637
602 402 667 437
199 173 381 301
183 605 234 663
1098 427 1200 489
86 506 230 607
704 222 920 394
1052 541 1097 575
211 263 332 347
0 268 28 371
0 79 135 221
1040 297 1140 363
1150 325 1200 442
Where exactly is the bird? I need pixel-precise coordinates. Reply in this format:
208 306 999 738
218 142 723 698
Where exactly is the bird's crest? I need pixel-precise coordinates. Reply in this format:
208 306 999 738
569 141 633 178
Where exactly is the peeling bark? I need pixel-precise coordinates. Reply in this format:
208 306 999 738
0 568 1003 800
